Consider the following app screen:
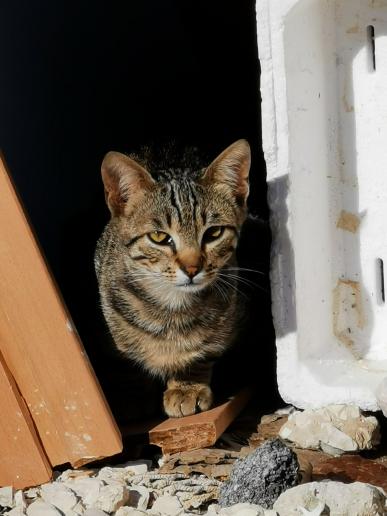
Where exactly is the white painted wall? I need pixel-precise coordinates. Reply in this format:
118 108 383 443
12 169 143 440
257 0 387 410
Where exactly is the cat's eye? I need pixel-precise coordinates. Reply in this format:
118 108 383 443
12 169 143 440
203 226 224 243
148 231 172 245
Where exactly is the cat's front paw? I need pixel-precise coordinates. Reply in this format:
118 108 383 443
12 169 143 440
163 381 213 418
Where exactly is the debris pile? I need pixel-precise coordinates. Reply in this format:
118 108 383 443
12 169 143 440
2 404 387 515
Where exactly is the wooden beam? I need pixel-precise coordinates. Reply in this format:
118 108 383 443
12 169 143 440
149 390 250 455
0 352 52 488
0 155 122 468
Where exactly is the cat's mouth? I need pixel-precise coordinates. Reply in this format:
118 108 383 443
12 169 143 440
175 279 207 292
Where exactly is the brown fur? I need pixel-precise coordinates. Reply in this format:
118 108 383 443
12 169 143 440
95 140 250 417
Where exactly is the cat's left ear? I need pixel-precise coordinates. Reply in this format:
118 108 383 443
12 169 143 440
202 140 251 206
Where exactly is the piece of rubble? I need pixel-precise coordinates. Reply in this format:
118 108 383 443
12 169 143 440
121 461 151 475
217 502 270 515
273 481 386 515
96 467 128 485
56 470 96 482
4 508 25 516
40 483 79 513
92 484 129 513
0 487 14 509
26 501 62 516
248 415 288 449
127 486 150 511
62 478 104 508
279 405 380 454
13 492 26 511
129 472 220 513
149 495 183 515
83 510 108 516
219 439 299 509
159 449 239 480
115 509 147 516
313 454 387 492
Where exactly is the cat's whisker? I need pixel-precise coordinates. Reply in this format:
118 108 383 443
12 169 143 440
225 266 266 276
216 276 248 300
212 281 230 303
217 271 270 294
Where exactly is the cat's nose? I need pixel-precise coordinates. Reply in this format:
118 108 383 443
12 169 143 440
184 264 200 278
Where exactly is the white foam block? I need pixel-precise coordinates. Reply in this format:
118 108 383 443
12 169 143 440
257 0 387 410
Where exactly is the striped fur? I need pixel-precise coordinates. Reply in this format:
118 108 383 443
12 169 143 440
95 140 250 417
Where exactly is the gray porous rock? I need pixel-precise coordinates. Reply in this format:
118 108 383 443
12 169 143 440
219 439 299 509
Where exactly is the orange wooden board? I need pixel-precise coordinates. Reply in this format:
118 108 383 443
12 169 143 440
0 155 122 467
149 389 251 454
0 352 52 488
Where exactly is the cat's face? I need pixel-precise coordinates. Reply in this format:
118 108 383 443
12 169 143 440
101 140 250 304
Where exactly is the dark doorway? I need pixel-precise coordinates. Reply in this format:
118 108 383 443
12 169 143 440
0 1 276 422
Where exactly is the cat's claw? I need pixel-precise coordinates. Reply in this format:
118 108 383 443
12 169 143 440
163 383 213 418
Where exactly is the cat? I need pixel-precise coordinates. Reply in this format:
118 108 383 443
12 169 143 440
94 140 251 418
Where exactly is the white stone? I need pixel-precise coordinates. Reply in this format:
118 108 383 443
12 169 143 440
0 487 14 508
96 467 127 485
127 486 150 511
92 484 129 513
40 483 78 512
14 492 26 510
257 0 387 410
121 461 151 475
82 510 108 516
115 509 147 516
66 501 86 516
149 495 183 516
273 481 386 515
218 503 267 516
63 478 103 508
279 405 380 452
26 501 62 516
4 509 25 516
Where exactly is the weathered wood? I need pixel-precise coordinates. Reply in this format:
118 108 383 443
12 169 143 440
0 155 122 468
149 390 251 454
0 351 52 488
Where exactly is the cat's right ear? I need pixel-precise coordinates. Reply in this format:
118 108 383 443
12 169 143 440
101 152 154 216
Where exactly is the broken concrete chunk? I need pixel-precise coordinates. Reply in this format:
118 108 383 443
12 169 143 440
4 508 25 516
96 467 127 485
121 461 151 475
279 405 380 454
159 448 239 480
149 495 183 516
219 439 299 509
13 492 26 511
92 484 129 513
82 510 108 516
40 483 78 513
218 502 268 515
26 501 63 516
115 509 147 516
273 481 386 515
56 470 96 483
127 486 150 511
0 487 14 509
62 478 103 508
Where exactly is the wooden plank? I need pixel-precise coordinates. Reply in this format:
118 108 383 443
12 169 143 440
0 351 52 488
0 155 122 467
149 389 250 454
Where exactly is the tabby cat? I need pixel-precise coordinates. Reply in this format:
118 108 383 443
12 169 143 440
95 140 250 417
